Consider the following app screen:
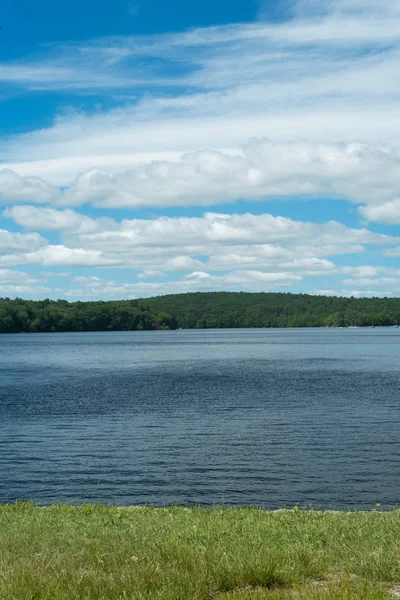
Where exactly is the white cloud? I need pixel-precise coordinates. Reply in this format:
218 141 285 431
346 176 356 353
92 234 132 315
0 269 39 284
312 289 340 296
347 290 394 298
0 269 51 297
1 206 377 245
383 246 400 257
1 206 399 299
74 275 104 284
1 0 400 207
341 265 400 291
3 205 115 232
2 140 400 219
2 0 400 94
343 277 400 288
62 270 397 301
1 0 399 299
0 170 60 204
312 288 393 298
62 269 302 300
0 245 118 268
60 140 400 210
358 200 400 224
0 285 52 296
65 210 400 253
39 271 71 277
292 0 400 18
342 265 379 277
186 271 211 280
137 270 165 279
0 228 47 255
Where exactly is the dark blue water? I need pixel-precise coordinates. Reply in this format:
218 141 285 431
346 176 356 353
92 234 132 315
1 328 399 508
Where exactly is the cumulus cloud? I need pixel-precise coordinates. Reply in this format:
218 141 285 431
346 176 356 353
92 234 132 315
137 270 165 279
358 200 400 224
61 211 400 256
0 170 60 204
2 140 400 220
60 274 398 300
3 209 399 270
0 209 398 298
312 288 393 298
0 284 52 296
383 246 400 257
59 140 400 211
54 259 400 301
62 269 303 300
340 265 400 292
0 269 39 284
347 290 394 298
343 278 400 289
0 208 398 302
0 245 118 268
2 205 115 232
0 228 47 254
0 269 51 296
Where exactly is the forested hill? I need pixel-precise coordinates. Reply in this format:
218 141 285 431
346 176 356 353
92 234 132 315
147 292 400 329
0 292 400 333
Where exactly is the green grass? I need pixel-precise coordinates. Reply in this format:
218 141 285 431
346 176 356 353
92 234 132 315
0 504 400 599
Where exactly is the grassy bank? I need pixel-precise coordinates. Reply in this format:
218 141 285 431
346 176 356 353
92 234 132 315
1 504 400 599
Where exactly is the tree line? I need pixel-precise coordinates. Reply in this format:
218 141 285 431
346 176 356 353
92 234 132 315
0 292 399 333
0 298 177 334
146 292 400 329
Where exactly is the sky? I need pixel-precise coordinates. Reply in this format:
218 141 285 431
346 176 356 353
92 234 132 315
0 0 400 300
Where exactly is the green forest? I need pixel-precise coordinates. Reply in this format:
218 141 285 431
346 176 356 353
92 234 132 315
146 292 400 329
0 292 399 333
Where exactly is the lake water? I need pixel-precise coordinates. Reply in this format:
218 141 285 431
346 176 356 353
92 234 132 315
1 328 399 508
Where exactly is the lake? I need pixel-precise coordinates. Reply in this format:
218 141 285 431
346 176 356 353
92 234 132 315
1 328 399 508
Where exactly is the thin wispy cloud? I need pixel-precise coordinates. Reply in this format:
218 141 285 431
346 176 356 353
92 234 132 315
2 3 400 92
127 2 140 16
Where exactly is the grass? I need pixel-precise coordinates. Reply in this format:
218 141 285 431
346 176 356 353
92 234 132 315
0 504 400 599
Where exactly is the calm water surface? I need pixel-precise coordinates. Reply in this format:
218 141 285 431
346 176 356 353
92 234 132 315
1 328 399 508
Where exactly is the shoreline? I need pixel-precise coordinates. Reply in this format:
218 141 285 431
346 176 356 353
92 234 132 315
15 503 399 513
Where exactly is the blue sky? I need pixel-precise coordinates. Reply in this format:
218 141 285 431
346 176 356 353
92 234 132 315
0 0 400 300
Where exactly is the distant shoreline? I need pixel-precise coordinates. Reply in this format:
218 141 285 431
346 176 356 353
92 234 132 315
1 291 400 333
1 324 400 335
